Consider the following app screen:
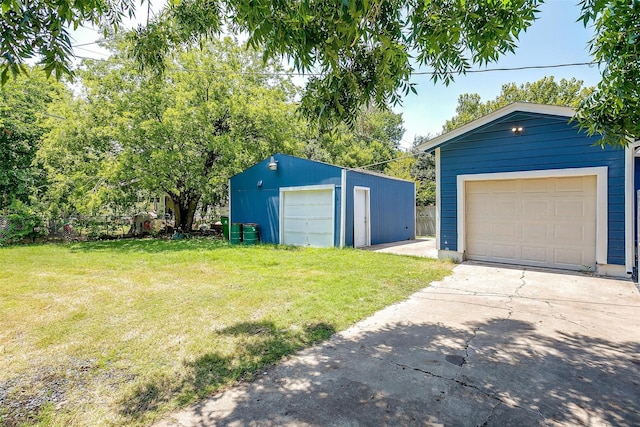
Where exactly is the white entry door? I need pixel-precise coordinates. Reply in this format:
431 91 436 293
354 186 370 248
280 186 335 247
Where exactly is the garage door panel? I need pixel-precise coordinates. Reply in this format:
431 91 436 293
492 222 517 238
285 205 332 216
523 200 549 216
466 194 490 215
555 200 590 217
492 180 518 193
554 176 587 192
492 244 517 259
522 223 550 240
521 246 548 263
282 188 334 247
522 179 550 193
493 201 517 216
465 176 596 271
554 248 585 266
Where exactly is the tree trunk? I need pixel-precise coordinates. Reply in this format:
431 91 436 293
170 194 201 231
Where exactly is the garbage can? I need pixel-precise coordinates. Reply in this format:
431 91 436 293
221 216 229 240
243 223 259 245
230 223 242 244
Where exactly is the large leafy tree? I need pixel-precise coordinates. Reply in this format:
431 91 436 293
130 0 542 126
577 0 640 146
304 106 405 173
0 68 66 208
2 0 542 123
40 38 304 229
442 76 593 132
4 1 636 145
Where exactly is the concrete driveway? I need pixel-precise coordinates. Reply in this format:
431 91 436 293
156 263 640 426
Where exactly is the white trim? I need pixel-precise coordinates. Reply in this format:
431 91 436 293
340 170 347 248
435 148 441 250
456 167 608 265
417 103 575 152
413 182 417 239
625 144 637 272
438 250 464 263
596 263 628 278
280 184 335 192
279 184 336 247
353 186 371 247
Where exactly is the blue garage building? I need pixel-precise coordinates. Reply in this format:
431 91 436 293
418 102 635 278
229 154 415 247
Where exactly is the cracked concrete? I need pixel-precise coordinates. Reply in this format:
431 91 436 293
154 263 640 427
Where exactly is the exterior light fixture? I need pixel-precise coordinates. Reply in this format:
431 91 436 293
511 127 523 135
268 156 278 171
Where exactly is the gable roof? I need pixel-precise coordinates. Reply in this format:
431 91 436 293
417 102 576 152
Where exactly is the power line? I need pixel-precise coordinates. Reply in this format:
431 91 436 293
356 150 431 170
72 40 102 48
439 62 598 74
75 46 110 56
72 53 597 77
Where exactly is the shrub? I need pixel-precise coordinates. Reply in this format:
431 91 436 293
0 201 46 244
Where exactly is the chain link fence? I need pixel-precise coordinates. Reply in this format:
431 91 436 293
0 216 10 241
45 216 135 240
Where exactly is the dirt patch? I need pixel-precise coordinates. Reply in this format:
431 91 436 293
0 358 135 426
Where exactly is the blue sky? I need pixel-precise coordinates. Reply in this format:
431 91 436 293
395 0 602 147
69 1 602 149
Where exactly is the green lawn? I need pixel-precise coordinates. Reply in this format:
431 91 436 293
0 239 452 426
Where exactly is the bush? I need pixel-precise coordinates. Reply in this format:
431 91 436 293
0 201 46 244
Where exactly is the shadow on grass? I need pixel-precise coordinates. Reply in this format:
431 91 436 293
118 321 334 421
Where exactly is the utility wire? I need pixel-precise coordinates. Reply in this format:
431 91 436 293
72 40 103 48
73 54 597 77
356 151 431 170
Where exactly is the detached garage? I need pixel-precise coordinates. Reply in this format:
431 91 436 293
229 154 415 248
418 102 637 278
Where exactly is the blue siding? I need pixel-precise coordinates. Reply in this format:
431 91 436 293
230 154 342 244
344 171 415 247
438 112 626 265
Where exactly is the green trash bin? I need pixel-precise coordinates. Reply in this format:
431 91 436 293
230 223 242 244
220 216 229 240
243 223 259 245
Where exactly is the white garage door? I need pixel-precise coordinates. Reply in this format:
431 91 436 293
465 176 597 271
281 187 334 247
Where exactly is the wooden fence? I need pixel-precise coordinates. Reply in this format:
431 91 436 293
416 206 436 237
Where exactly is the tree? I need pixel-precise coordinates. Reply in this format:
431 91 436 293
5 1 636 146
3 0 542 124
40 38 305 230
304 106 405 173
576 0 640 146
0 68 67 208
410 136 436 206
0 0 137 82
443 76 593 132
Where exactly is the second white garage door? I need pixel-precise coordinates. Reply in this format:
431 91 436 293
465 175 597 271
280 186 334 247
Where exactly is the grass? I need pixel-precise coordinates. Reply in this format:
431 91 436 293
0 238 452 426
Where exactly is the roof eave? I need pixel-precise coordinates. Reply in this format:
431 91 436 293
417 102 576 152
